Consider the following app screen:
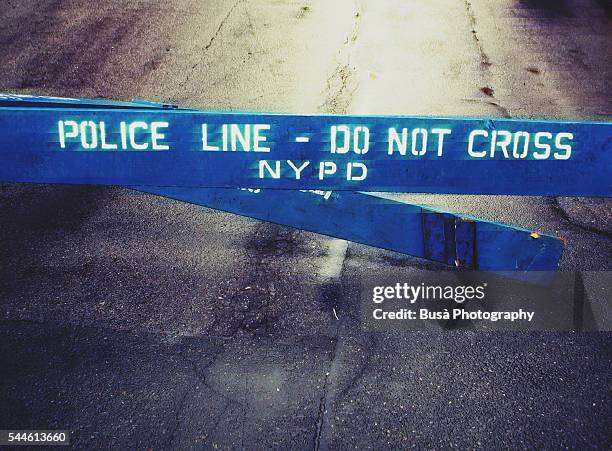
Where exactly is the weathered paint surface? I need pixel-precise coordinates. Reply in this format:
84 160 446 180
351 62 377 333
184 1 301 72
138 187 564 272
0 95 609 196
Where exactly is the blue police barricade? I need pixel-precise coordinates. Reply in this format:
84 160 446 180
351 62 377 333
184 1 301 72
3 94 609 274
0 96 609 196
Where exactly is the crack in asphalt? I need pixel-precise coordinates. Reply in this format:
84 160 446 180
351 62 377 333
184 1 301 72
320 63 359 115
547 197 612 239
165 388 190 449
204 0 245 52
334 337 376 403
241 373 248 451
463 0 491 69
462 0 511 118
319 3 361 114
169 342 243 447
178 345 240 408
178 0 245 90
312 244 356 450
204 403 231 444
314 336 338 451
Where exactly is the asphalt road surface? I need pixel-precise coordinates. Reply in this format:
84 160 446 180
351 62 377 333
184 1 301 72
0 0 611 449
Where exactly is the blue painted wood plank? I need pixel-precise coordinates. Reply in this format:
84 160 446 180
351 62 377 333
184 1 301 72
136 187 564 272
0 104 609 196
